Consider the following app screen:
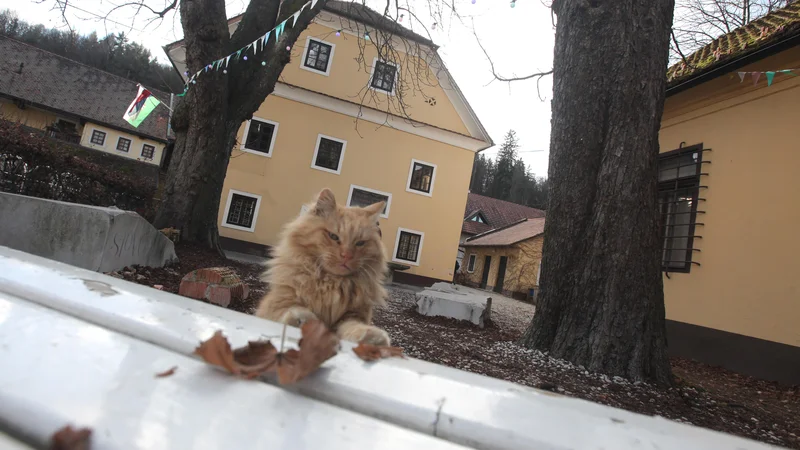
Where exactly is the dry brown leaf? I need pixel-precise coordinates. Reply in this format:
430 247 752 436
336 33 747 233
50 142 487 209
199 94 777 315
155 366 178 378
194 331 278 379
353 342 406 361
51 425 91 450
276 320 339 385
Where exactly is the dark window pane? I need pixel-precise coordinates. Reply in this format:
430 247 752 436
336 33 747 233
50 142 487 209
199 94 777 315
304 40 332 72
371 61 396 92
141 145 155 159
90 130 106 145
396 231 421 262
226 194 258 229
314 138 344 171
349 188 388 215
658 147 703 272
116 138 131 152
409 162 434 193
245 120 276 154
468 255 476 272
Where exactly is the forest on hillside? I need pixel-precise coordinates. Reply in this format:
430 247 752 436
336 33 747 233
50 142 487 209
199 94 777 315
470 130 549 210
0 10 183 93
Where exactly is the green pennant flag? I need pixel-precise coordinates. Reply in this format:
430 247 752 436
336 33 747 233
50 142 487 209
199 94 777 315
275 20 286 41
766 71 776 86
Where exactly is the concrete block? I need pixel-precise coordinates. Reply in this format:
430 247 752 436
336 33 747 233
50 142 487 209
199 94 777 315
179 267 249 307
415 287 492 327
0 192 177 272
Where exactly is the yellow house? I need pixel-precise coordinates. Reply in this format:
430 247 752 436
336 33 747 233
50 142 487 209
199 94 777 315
165 1 493 285
659 2 800 384
460 218 545 302
0 36 171 166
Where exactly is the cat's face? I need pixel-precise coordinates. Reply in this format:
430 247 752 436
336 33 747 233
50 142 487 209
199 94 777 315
291 189 385 277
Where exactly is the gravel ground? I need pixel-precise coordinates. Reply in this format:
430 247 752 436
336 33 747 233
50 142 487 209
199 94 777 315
118 244 800 448
374 287 800 449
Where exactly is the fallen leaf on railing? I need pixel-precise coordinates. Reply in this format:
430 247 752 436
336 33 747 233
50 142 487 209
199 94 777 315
276 320 340 384
155 366 178 378
51 425 91 450
194 320 339 384
353 342 405 361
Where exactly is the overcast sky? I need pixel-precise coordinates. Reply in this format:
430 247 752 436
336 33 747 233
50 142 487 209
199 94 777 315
10 0 556 177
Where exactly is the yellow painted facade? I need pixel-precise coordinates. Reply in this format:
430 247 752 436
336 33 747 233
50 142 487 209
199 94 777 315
461 236 543 298
203 13 489 283
0 101 61 130
80 122 165 165
659 46 800 348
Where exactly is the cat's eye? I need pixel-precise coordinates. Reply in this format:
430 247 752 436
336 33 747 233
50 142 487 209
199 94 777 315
328 232 339 241
355 240 366 247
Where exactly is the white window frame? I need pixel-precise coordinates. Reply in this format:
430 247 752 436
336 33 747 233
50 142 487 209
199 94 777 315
368 57 398 96
221 189 262 233
406 158 437 197
88 128 107 147
346 185 392 219
240 117 279 158
140 143 156 159
392 227 425 267
300 36 336 76
467 254 477 273
310 134 347 175
115 136 132 153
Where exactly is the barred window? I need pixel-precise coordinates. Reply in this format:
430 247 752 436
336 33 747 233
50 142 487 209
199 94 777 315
303 39 333 73
395 230 422 263
659 144 707 272
226 193 259 230
116 137 131 152
244 119 277 155
371 61 396 93
90 130 106 145
312 136 345 173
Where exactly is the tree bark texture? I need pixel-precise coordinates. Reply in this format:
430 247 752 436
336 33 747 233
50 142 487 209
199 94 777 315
153 0 327 251
520 0 675 385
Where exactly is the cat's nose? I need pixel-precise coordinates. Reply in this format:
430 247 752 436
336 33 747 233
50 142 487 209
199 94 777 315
341 251 353 261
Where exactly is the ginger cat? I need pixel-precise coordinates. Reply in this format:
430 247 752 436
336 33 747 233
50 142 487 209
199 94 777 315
255 188 391 346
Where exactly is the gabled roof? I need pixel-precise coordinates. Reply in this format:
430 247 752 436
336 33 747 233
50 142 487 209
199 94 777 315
667 1 800 92
461 193 546 235
463 217 546 247
0 37 171 143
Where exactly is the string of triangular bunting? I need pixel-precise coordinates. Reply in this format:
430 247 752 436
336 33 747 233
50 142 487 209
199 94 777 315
736 69 798 87
177 0 318 97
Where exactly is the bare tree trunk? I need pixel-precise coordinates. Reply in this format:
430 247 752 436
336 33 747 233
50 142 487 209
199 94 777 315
152 0 325 253
520 0 675 386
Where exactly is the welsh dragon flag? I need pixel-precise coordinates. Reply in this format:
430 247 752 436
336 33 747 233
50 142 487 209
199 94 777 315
123 85 160 128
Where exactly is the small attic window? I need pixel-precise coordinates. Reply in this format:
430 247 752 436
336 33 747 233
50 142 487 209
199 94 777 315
470 213 487 224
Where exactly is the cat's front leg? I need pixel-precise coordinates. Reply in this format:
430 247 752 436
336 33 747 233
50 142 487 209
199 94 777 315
337 320 390 346
281 306 319 327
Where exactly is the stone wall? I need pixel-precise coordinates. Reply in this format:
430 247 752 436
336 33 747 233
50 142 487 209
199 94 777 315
459 235 543 300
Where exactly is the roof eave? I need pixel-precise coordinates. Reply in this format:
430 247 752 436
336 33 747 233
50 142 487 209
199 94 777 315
666 31 800 97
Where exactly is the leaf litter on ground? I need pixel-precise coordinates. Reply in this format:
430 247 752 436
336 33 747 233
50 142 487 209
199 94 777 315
194 319 339 384
353 342 405 361
154 366 178 378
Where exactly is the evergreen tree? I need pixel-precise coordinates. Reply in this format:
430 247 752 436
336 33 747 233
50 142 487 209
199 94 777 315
489 130 520 199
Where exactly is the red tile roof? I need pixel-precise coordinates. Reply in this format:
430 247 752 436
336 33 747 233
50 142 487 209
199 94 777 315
463 218 546 247
461 193 545 235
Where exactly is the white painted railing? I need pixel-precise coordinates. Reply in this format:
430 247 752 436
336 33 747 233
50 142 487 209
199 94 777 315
0 247 784 450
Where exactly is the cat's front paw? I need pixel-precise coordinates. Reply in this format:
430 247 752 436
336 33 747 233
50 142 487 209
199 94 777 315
282 308 318 327
360 326 391 347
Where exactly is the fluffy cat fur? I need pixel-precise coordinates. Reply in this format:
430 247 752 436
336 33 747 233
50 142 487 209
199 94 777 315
255 188 391 346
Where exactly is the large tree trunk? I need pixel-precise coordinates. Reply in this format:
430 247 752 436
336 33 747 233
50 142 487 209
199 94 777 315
520 0 675 385
152 0 325 252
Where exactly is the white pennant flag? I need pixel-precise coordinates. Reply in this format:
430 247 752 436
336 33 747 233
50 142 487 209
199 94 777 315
292 9 302 27
252 39 260 54
225 55 232 67
738 72 746 82
262 30 271 47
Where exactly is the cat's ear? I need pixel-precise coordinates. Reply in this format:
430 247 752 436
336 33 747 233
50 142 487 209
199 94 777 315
363 201 385 220
314 188 337 216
